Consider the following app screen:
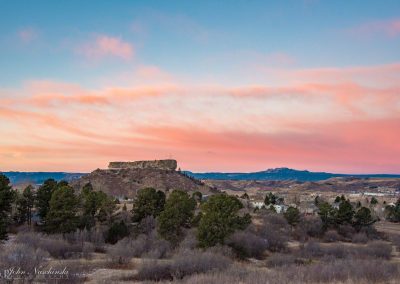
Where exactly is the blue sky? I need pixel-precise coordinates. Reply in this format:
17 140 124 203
1 0 399 87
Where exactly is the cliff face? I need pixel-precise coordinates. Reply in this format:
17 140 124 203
108 159 177 171
72 163 213 198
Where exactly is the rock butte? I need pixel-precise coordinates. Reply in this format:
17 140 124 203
108 159 178 171
73 159 213 198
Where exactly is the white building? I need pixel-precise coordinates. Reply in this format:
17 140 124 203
250 201 265 209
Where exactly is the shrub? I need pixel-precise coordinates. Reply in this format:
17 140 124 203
323 244 348 259
266 253 296 267
107 232 172 264
323 230 341 242
82 242 95 259
15 231 42 249
171 250 232 279
182 259 400 284
105 220 129 244
205 245 235 259
285 259 399 283
352 232 369 244
299 216 323 238
0 243 49 278
40 236 82 259
255 213 289 252
137 215 156 235
300 241 324 258
338 224 356 239
227 230 268 259
135 250 232 281
359 225 380 239
15 231 93 259
135 261 173 282
258 226 288 252
391 234 400 251
64 228 105 251
301 241 392 260
107 238 136 264
361 241 392 259
144 238 171 259
262 212 289 228
178 229 198 251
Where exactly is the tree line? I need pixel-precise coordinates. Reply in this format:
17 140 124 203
0 173 252 248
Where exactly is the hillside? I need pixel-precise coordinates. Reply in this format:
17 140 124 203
71 167 214 198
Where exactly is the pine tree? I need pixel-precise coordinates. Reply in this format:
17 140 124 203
0 174 15 240
14 185 35 225
157 190 196 244
131 188 165 222
45 185 79 234
197 194 251 247
35 179 57 222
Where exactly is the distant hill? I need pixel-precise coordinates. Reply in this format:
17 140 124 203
184 167 400 182
3 167 400 185
1 172 85 185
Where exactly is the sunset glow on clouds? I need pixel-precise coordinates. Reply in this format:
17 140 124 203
76 35 134 61
0 1 400 173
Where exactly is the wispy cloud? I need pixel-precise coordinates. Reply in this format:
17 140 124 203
76 34 134 61
346 18 400 38
17 27 38 43
1 62 400 172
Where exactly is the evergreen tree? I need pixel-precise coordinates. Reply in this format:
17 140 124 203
284 206 300 226
354 207 375 230
336 199 354 225
35 179 57 222
105 220 129 244
264 192 277 206
131 188 165 222
14 185 35 225
79 183 116 228
157 190 196 244
0 174 15 240
370 197 378 205
45 185 79 233
197 194 251 247
318 202 337 230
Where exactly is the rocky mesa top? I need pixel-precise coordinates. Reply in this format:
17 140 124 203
108 159 177 171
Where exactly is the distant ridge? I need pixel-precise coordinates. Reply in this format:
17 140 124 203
1 172 85 185
183 167 400 182
2 167 400 185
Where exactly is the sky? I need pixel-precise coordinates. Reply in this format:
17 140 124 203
0 0 400 173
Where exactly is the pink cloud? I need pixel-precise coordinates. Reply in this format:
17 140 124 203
77 35 134 60
17 27 38 43
1 61 400 173
347 18 400 38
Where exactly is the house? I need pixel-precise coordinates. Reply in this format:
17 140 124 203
273 204 288 214
266 204 288 214
250 201 265 209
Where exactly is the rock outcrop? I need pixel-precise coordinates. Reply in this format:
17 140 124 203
108 159 177 171
72 160 214 198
